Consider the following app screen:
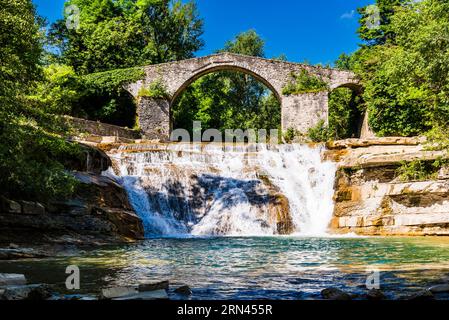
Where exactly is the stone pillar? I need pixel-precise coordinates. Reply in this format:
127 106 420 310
137 97 171 140
281 91 329 134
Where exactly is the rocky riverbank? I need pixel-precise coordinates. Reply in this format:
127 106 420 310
325 137 449 236
0 272 182 300
0 143 144 247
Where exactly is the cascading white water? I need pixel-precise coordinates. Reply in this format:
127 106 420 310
106 143 336 237
257 145 336 235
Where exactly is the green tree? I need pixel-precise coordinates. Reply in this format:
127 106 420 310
357 0 406 46
0 0 80 201
347 0 449 137
49 0 204 74
27 64 82 115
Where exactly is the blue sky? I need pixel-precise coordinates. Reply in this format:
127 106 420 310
33 0 372 65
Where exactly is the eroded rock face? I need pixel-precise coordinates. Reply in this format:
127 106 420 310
329 138 449 236
0 172 144 244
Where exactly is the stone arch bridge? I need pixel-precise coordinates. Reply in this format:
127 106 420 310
126 52 361 140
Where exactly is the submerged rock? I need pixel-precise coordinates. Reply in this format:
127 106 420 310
112 289 168 300
428 284 449 293
174 285 192 295
0 248 50 260
0 284 52 300
406 290 435 300
101 283 170 300
100 286 138 299
138 280 169 292
0 273 26 286
321 288 351 300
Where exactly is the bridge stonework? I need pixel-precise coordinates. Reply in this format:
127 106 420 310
126 52 360 140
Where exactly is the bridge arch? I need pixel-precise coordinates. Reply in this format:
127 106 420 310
170 64 282 105
127 52 363 140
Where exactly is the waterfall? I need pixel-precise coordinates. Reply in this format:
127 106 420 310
106 143 336 237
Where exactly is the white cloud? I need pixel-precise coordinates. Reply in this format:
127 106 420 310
340 10 355 20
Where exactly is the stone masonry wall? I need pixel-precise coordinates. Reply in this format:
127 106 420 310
137 97 170 140
66 116 140 139
282 92 329 133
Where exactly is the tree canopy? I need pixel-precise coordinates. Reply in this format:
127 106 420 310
338 0 449 138
49 0 204 74
0 0 80 201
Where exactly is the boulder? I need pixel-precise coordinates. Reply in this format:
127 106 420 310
20 201 45 215
112 289 168 300
0 197 21 214
0 273 26 286
101 285 169 300
0 284 52 300
428 284 449 293
0 171 144 244
407 290 434 300
320 288 351 300
100 286 138 299
138 280 169 292
174 285 192 295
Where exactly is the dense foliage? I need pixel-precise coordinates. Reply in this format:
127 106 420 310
0 0 204 200
172 30 282 137
342 0 449 138
396 158 449 182
49 0 204 74
138 79 170 99
41 0 204 128
0 0 80 201
328 87 363 140
80 67 145 127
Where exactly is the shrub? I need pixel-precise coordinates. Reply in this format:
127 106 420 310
307 120 330 142
82 67 145 93
283 127 298 143
138 80 170 99
395 159 449 182
78 67 145 127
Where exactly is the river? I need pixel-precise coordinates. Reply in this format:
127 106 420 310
1 236 449 299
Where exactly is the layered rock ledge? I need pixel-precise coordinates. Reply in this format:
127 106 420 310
327 137 449 236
